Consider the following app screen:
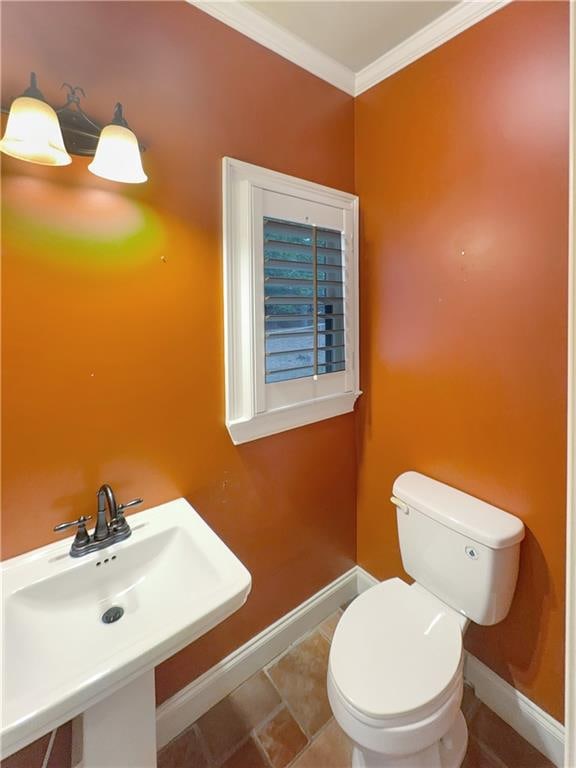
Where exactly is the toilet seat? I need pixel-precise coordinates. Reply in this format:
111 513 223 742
327 666 465 758
329 578 463 723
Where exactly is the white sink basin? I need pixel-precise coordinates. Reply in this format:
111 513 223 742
1 498 251 759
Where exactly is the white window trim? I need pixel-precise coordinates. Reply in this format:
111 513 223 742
223 157 361 445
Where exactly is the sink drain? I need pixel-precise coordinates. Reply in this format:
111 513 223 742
101 606 124 624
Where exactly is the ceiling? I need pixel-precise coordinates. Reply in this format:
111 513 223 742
244 1 459 72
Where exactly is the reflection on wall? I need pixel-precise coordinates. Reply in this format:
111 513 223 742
2 176 164 267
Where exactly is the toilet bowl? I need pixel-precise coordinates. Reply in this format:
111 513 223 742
327 471 525 768
328 578 468 768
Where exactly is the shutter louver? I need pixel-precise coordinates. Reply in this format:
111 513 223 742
264 217 346 384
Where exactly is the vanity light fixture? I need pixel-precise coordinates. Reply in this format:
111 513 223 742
0 72 147 183
88 104 147 184
0 73 71 166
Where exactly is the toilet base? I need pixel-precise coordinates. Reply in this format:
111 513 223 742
350 711 468 768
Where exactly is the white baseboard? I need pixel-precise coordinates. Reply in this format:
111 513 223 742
157 564 565 768
156 566 358 749
464 653 565 767
356 565 379 593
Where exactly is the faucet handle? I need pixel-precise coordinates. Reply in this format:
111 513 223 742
54 515 92 547
54 515 92 533
117 498 143 513
111 497 142 536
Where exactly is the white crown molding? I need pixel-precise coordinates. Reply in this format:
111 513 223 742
186 0 355 95
189 0 512 98
355 0 513 96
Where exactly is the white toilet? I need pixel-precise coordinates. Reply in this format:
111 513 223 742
328 471 525 768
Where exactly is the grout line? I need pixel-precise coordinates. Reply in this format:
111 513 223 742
211 734 250 768
317 609 343 642
265 616 338 745
282 742 308 768
263 615 332 674
40 729 57 768
264 667 315 742
253 701 286 735
251 729 274 768
307 714 335 743
203 698 284 768
193 722 214 768
158 721 196 751
264 630 336 747
262 597 344 672
283 717 337 768
213 730 272 768
263 631 311 672
469 735 508 768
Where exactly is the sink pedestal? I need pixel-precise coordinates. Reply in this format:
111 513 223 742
81 671 157 768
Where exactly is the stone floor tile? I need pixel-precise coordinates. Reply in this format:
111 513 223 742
290 719 352 768
256 706 308 768
47 722 73 768
197 672 281 764
461 736 504 768
268 631 332 737
318 611 342 642
0 734 51 768
157 725 208 768
220 738 268 768
469 705 554 767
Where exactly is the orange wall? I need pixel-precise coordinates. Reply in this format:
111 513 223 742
1 0 570 727
0 1 357 704
355 1 569 721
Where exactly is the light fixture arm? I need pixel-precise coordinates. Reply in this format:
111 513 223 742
54 82 103 139
60 83 86 106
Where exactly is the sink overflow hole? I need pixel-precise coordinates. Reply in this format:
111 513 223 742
101 606 124 624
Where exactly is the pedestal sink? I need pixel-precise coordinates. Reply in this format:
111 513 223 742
1 498 252 766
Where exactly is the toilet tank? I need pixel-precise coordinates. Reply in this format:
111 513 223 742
392 472 525 626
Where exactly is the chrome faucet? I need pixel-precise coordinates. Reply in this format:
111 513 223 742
54 484 143 557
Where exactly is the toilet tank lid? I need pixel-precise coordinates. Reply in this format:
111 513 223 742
392 472 525 549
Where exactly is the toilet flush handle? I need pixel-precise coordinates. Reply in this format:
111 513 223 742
390 495 409 514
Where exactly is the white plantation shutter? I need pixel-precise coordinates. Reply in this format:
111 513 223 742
223 158 360 444
264 217 346 384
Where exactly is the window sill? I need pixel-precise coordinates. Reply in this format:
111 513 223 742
226 390 362 445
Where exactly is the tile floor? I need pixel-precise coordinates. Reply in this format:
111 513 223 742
158 610 555 768
0 722 72 768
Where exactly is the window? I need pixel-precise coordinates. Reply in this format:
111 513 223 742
223 158 360 444
264 217 346 383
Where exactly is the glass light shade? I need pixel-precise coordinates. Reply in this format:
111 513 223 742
0 96 72 166
88 124 147 184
